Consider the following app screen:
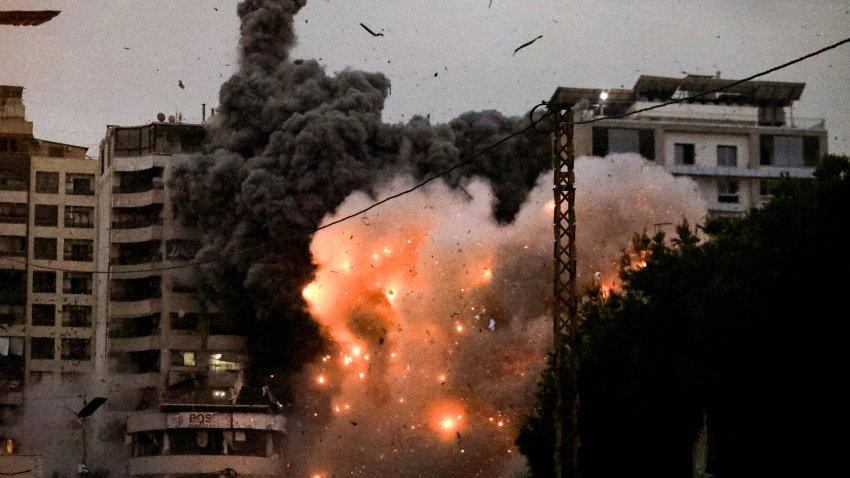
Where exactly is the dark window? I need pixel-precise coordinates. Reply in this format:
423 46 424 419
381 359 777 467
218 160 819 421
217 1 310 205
63 239 93 262
759 179 783 199
62 305 92 327
48 145 65 158
34 237 57 260
0 170 28 191
31 304 55 326
65 174 94 195
674 143 695 165
803 136 820 167
0 235 26 257
112 204 163 229
109 313 159 338
170 312 200 332
0 203 27 224
32 271 57 293
761 135 805 167
34 205 58 226
608 129 640 154
35 172 59 193
717 179 740 203
717 145 738 167
110 276 161 301
30 337 55 360
61 339 91 361
639 130 655 160
64 206 94 229
63 272 93 295
0 305 26 325
592 127 608 157
0 270 26 304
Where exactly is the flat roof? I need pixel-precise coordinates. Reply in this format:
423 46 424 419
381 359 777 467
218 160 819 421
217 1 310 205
552 74 806 107
0 11 60 26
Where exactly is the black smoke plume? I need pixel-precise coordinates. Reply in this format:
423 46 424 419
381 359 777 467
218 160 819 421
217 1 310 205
169 0 550 401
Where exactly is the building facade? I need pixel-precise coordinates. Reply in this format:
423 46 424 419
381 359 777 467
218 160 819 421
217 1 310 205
95 119 279 477
1 85 98 458
552 74 828 216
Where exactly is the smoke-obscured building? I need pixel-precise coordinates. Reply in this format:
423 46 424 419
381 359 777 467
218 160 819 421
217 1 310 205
552 74 828 217
96 117 286 477
1 85 97 470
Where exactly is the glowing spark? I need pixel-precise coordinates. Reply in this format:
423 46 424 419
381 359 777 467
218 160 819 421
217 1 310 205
317 375 326 385
359 372 365 379
352 346 362 357
438 374 446 383
383 247 391 254
343 355 353 366
455 323 464 333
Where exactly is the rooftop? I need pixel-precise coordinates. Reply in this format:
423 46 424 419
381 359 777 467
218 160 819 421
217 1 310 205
551 74 806 108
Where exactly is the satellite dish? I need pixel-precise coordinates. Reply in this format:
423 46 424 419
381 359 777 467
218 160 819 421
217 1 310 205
168 115 176 123
157 112 166 122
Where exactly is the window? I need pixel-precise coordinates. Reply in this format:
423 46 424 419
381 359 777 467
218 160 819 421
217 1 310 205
31 304 55 326
0 235 26 257
63 239 93 262
0 203 27 224
717 145 738 167
592 127 655 159
717 179 740 203
63 272 93 295
35 172 59 193
608 129 640 154
759 179 783 198
32 271 57 293
674 143 695 165
61 339 91 361
0 305 25 325
30 337 55 360
64 206 94 229
171 351 196 367
34 205 58 227
34 237 57 260
47 145 65 158
761 135 808 167
62 305 92 327
0 170 28 191
65 174 94 195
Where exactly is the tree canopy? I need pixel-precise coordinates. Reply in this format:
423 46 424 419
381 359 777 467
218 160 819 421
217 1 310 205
518 155 850 477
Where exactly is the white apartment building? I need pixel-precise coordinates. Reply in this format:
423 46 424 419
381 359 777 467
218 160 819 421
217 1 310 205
551 74 828 216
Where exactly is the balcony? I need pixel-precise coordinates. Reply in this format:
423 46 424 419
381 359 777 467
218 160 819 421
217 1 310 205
128 453 282 477
111 224 163 243
110 335 162 353
113 189 165 208
668 164 815 179
110 298 162 318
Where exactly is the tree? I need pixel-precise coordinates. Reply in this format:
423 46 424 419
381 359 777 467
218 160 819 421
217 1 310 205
518 155 850 477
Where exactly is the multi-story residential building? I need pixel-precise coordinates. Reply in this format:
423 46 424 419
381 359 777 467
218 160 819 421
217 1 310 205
551 74 828 216
96 118 285 477
1 84 97 472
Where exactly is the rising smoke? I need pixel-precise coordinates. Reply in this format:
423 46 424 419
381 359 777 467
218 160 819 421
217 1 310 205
169 1 707 476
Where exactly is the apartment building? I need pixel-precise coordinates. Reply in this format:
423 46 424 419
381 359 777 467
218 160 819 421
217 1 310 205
0 85 97 468
96 118 285 477
551 74 828 216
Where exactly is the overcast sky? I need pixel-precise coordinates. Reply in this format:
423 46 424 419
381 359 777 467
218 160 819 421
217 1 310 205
1 0 848 156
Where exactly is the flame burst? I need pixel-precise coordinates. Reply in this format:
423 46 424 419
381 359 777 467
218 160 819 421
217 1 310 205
291 157 707 476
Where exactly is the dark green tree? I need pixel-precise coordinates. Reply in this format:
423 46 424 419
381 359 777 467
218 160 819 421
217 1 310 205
518 155 850 477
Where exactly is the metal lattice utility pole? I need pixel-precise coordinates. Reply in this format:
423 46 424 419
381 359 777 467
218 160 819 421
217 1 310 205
551 106 580 478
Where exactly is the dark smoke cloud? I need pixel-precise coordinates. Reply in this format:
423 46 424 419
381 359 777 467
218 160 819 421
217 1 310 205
169 0 549 401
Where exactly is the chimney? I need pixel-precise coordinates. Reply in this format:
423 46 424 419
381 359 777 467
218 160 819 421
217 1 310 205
202 103 206 122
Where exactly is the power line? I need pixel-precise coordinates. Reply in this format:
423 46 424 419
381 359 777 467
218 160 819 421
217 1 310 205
4 36 847 275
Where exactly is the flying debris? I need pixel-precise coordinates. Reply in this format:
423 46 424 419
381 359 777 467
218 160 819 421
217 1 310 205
512 35 543 56
75 397 107 418
359 23 384 37
178 80 185 89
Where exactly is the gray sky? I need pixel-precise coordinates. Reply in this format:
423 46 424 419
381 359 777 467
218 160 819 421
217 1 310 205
1 0 849 156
